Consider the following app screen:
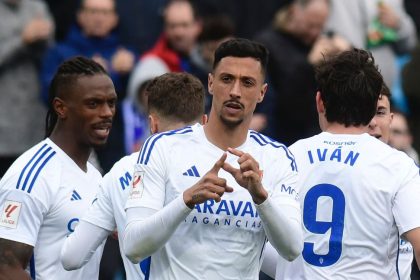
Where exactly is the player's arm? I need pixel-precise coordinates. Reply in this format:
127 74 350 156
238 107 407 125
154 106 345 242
403 227 420 269
223 147 303 261
61 221 110 270
0 239 32 280
124 153 233 263
61 171 119 270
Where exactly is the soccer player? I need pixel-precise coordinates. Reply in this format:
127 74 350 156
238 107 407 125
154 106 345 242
0 56 117 280
369 85 417 280
276 49 420 279
60 72 207 279
123 38 302 279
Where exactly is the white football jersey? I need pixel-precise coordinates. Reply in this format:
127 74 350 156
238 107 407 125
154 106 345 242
83 153 147 280
278 132 420 280
0 138 104 280
125 124 300 280
398 239 413 280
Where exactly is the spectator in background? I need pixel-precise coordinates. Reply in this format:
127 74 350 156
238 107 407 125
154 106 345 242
255 0 349 145
41 0 135 102
325 0 417 90
0 0 54 177
190 14 235 112
122 55 169 155
402 43 420 157
138 0 201 73
389 109 419 163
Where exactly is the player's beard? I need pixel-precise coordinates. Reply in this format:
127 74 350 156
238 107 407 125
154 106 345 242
220 114 243 128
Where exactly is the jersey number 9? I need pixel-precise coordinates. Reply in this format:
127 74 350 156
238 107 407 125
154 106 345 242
302 184 345 267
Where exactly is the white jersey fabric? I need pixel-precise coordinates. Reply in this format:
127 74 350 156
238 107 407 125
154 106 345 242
0 138 103 280
82 152 146 280
125 124 300 280
276 132 420 280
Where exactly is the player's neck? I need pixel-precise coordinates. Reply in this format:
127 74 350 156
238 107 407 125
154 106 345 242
49 129 90 172
203 117 249 151
323 122 369 135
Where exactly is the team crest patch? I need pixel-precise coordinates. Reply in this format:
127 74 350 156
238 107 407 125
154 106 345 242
0 200 22 229
128 166 145 201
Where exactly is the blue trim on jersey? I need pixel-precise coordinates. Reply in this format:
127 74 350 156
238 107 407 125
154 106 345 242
396 236 400 280
16 143 48 190
140 257 151 280
138 127 193 165
259 237 268 261
27 151 56 194
18 147 55 192
250 131 298 171
30 254 36 279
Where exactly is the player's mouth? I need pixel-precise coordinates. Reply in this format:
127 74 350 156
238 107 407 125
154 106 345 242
223 101 244 114
92 121 112 139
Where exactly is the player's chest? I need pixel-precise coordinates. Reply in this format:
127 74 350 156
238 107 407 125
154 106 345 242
45 174 100 235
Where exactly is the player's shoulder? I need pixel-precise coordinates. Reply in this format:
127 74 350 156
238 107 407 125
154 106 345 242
248 130 298 169
110 152 140 174
1 139 62 191
137 125 197 165
248 130 290 154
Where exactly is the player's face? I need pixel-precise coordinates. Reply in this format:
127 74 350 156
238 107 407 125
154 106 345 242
368 95 393 143
208 56 267 128
65 74 117 148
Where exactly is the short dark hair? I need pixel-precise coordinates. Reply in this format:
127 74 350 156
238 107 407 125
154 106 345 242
45 56 108 137
315 48 383 126
213 38 269 75
146 72 205 124
380 82 392 100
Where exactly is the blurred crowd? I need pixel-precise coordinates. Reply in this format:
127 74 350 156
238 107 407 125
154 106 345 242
1 0 419 279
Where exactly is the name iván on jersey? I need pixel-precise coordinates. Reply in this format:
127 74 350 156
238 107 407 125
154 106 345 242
307 147 360 166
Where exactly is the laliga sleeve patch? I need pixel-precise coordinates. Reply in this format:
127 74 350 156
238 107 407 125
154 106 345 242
0 200 22 229
128 167 145 201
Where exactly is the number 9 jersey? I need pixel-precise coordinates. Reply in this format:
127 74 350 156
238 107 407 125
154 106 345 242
278 132 420 280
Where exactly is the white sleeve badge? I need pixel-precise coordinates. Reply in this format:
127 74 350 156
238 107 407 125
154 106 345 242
0 200 22 229
128 164 145 201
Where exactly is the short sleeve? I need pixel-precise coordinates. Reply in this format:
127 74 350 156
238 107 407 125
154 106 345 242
82 174 116 232
393 161 420 235
125 143 166 211
0 177 51 246
267 148 300 209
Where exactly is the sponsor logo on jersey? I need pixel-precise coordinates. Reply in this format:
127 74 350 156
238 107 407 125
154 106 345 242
184 199 263 231
128 167 145 201
70 190 82 201
67 218 80 234
183 165 200 177
0 200 22 229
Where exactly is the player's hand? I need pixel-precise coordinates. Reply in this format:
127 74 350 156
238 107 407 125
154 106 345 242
111 48 135 74
183 153 233 209
223 148 268 205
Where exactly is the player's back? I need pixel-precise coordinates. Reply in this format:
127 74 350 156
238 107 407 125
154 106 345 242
288 132 420 279
0 139 104 279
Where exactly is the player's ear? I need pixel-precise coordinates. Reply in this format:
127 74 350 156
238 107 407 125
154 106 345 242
316 91 325 114
257 83 268 103
201 114 208 125
149 114 159 134
208 73 214 96
53 97 67 119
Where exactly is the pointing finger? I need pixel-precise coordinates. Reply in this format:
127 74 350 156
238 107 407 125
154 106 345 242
209 153 227 174
227 147 244 158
